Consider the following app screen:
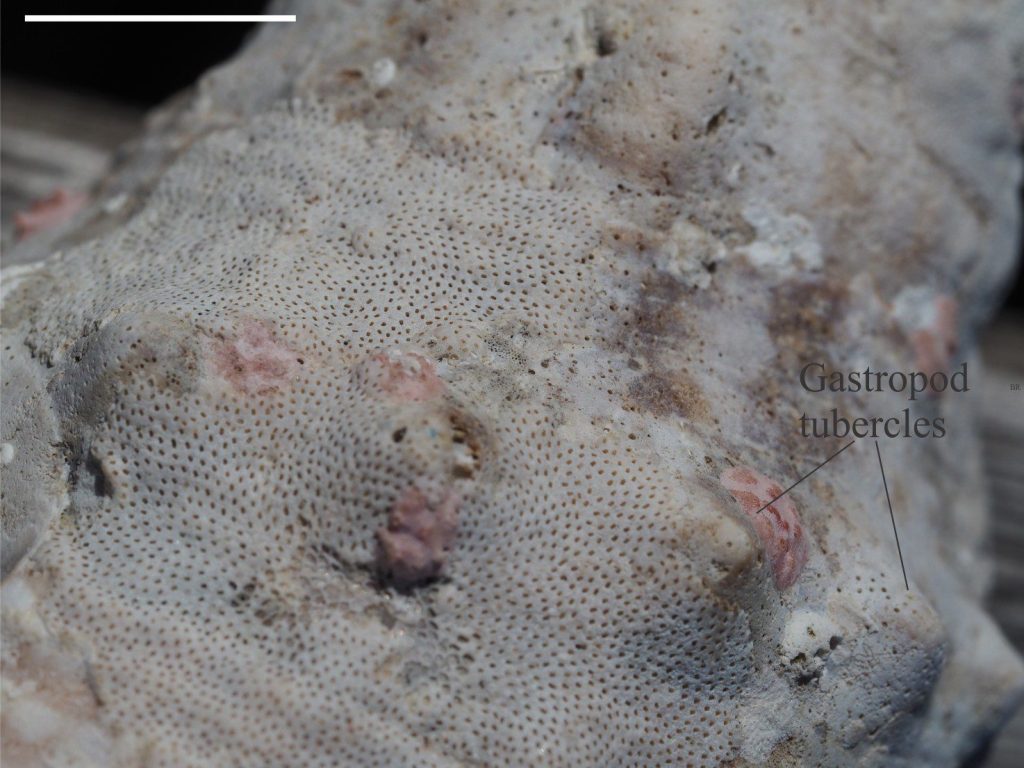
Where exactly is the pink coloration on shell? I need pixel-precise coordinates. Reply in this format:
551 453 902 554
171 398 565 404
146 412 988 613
14 188 87 240
362 350 445 402
720 466 809 590
211 322 302 395
377 486 459 587
910 294 958 384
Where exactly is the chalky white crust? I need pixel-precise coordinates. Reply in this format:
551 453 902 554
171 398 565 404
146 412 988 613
2 1 1023 766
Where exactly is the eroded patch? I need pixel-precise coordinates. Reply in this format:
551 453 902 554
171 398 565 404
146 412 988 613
910 294 958 383
210 322 303 395
720 466 808 590
14 188 87 240
376 485 458 588
357 349 446 402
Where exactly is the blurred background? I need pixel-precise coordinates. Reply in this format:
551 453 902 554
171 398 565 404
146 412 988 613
2 2 1022 765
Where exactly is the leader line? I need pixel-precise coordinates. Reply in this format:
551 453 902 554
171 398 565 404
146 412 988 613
752 439 856 516
875 440 910 590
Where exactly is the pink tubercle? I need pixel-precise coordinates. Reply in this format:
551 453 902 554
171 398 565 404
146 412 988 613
14 188 87 240
910 294 958 384
360 350 446 402
377 486 459 587
720 466 808 590
211 322 302 395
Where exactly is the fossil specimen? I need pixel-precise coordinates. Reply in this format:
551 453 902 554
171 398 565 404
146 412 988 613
2 1 1023 766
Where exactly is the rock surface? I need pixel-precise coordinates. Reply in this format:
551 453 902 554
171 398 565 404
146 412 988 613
2 1 1023 766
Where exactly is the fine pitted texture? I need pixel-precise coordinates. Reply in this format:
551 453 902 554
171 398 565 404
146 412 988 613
2 1 1023 766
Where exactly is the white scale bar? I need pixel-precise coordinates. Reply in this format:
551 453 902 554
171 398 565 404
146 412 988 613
25 15 296 22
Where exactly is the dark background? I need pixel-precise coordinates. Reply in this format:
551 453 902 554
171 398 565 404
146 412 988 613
2 0 1022 311
2 1 265 105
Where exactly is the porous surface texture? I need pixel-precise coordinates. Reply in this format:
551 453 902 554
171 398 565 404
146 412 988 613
2 1 1024 766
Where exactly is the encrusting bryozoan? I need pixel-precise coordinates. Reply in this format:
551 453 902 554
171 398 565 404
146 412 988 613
2 0 1023 766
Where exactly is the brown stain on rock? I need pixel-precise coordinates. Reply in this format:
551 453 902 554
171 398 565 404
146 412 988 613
810 138 948 289
755 277 857 456
625 370 709 421
766 278 850 365
600 238 715 423
629 269 692 346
